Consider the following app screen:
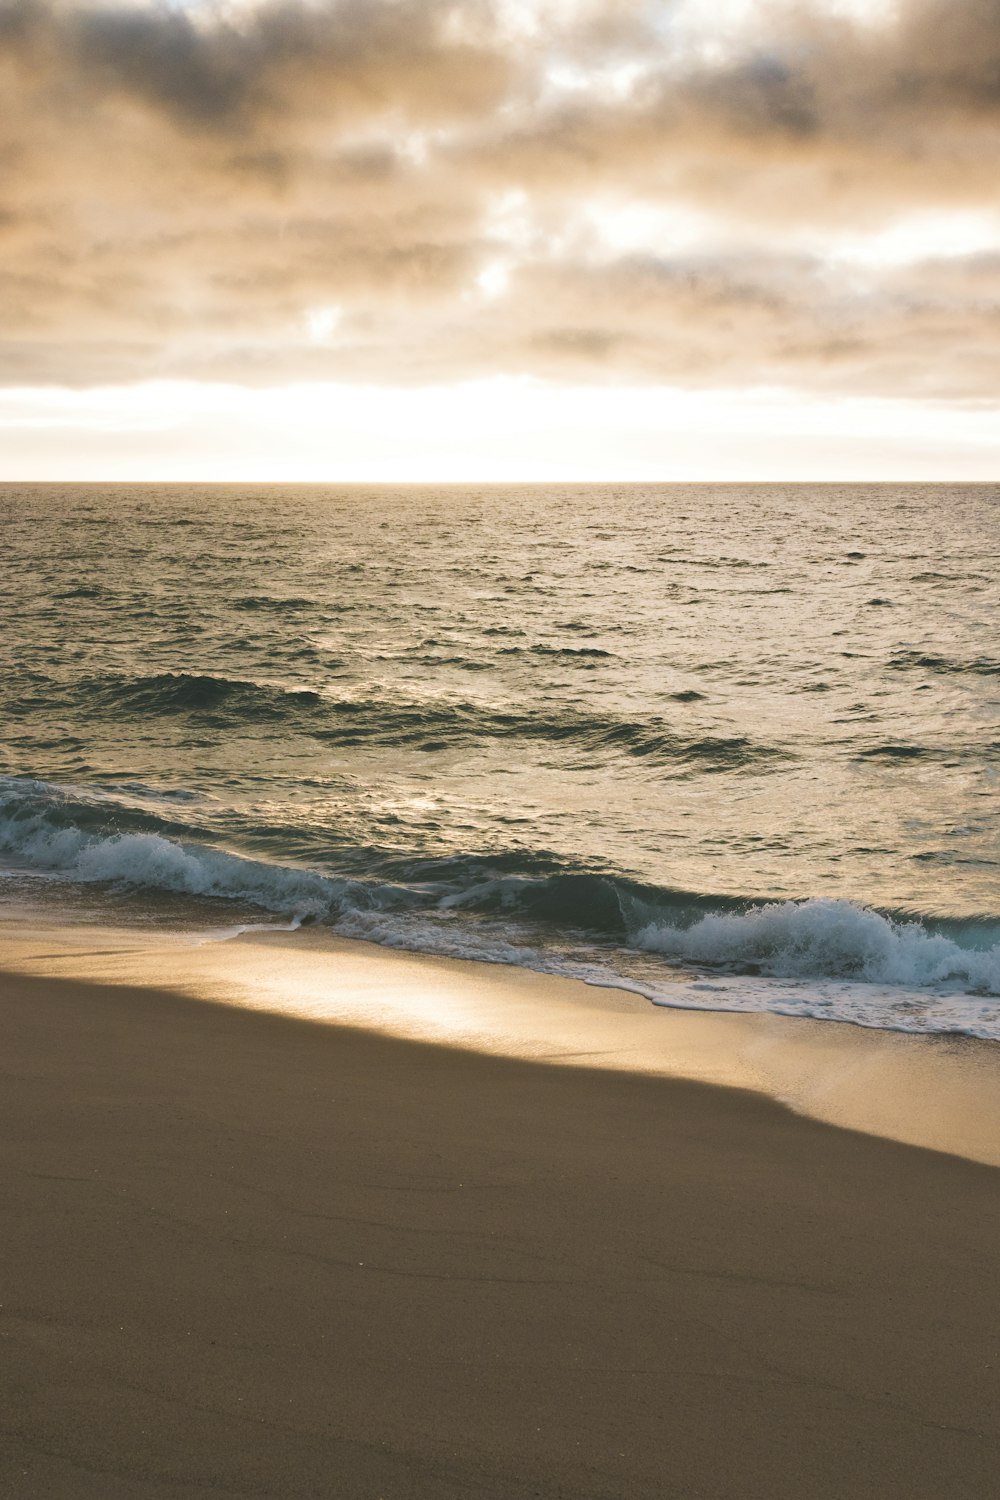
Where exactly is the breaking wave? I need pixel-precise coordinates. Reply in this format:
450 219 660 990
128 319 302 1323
633 897 1000 995
1 778 998 1035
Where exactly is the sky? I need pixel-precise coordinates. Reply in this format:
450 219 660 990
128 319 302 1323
3 0 1000 479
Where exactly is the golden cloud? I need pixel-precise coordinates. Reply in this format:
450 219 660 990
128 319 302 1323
1 0 999 394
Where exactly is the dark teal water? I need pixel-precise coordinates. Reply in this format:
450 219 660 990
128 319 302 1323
2 482 998 1032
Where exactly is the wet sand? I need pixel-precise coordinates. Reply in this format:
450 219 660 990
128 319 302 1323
2 949 999 1499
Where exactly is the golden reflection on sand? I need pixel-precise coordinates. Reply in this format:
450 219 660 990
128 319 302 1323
2 915 999 1169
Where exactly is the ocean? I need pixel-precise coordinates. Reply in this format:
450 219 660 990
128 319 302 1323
2 481 998 1036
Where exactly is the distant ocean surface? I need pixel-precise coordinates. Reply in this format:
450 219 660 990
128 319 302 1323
2 482 998 1037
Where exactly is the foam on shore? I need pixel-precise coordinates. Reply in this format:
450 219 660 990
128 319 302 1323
2 911 999 1169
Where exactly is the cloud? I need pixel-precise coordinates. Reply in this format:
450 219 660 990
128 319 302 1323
2 0 517 127
461 0 1000 218
1 0 1000 397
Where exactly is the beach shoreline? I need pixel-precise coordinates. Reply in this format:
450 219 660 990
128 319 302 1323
2 927 1000 1497
3 911 1000 1166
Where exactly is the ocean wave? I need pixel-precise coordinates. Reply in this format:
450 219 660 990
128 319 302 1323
0 780 366 916
496 644 614 659
888 650 1000 677
312 700 784 769
98 673 323 717
632 898 1000 995
0 778 209 843
1 779 997 1021
231 595 315 613
855 744 941 761
854 742 998 763
4 671 785 771
5 670 323 723
0 778 631 925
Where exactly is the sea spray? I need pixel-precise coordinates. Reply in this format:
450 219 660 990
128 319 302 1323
633 897 1000 994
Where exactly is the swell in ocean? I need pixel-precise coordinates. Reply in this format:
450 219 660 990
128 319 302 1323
3 775 999 1040
6 668 791 771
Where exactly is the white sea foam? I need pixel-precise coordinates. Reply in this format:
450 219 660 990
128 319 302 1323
2 781 999 1038
326 907 1000 1040
631 897 1000 994
0 805 336 917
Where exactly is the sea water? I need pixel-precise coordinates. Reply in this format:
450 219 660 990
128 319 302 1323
1 482 997 1035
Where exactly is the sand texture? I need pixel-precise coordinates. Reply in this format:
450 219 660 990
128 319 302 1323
3 965 1000 1499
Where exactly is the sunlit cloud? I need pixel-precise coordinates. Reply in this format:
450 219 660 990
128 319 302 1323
304 305 343 344
1 0 999 473
826 212 1000 268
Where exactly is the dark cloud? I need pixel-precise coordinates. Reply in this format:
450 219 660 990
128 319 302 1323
2 0 515 127
1 0 1000 396
461 0 1000 219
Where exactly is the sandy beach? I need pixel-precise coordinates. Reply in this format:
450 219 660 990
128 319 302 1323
3 934 999 1498
7 0 1000 1488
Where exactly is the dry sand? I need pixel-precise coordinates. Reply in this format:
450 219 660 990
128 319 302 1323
2 945 1000 1500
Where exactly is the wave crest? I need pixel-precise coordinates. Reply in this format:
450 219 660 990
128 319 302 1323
2 779 998 1032
633 898 1000 993
98 673 322 717
7 673 787 771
